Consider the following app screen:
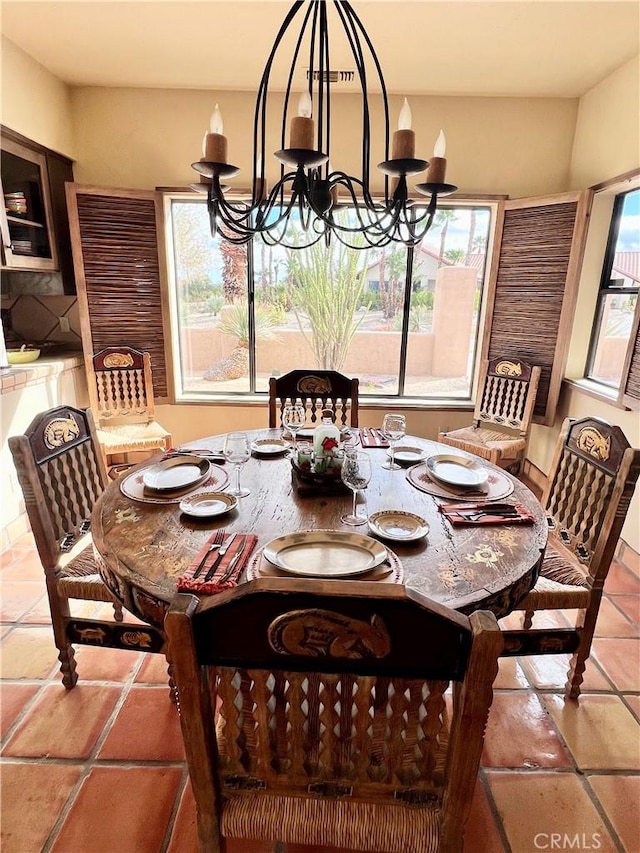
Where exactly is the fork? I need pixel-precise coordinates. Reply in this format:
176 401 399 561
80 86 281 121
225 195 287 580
192 531 225 579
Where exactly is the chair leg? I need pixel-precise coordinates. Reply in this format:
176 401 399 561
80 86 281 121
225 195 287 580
112 599 124 622
565 603 600 701
522 609 534 630
166 655 178 705
45 573 78 689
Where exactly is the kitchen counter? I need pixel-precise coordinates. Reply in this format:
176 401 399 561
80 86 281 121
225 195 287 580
1 351 84 395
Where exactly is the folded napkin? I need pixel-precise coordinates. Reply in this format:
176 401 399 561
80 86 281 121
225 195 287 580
439 502 535 525
177 532 258 594
359 428 390 448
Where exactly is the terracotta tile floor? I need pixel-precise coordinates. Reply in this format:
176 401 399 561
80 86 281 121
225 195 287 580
1 532 639 853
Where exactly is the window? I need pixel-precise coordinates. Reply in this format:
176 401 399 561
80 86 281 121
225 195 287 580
586 187 640 390
165 196 491 402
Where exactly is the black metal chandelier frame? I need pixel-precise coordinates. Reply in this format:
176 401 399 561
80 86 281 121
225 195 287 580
192 0 457 249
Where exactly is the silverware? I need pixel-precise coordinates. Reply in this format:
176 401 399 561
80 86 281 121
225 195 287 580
217 537 247 583
204 532 238 582
192 531 225 579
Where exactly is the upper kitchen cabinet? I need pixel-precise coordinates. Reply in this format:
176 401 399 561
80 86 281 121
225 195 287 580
1 127 75 293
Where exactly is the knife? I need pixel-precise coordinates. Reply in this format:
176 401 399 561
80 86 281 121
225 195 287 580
217 537 246 583
203 533 238 582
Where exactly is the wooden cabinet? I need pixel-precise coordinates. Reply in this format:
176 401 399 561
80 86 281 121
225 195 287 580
0 127 75 292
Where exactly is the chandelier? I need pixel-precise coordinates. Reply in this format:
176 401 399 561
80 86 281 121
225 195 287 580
191 0 457 249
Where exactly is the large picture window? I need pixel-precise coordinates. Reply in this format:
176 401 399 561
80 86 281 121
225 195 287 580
166 197 491 401
586 187 639 390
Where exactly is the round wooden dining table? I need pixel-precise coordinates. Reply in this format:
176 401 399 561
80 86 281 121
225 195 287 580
91 430 547 629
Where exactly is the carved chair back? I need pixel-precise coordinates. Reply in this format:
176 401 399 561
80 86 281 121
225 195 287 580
9 405 108 570
167 580 501 852
474 357 540 435
542 417 640 588
90 346 156 427
268 369 359 428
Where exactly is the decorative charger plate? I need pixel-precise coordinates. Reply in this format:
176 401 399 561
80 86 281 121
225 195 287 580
247 544 403 584
426 454 488 489
250 437 290 456
142 455 211 491
368 510 429 542
387 445 428 465
407 463 514 502
179 491 238 518
262 530 388 578
120 464 229 505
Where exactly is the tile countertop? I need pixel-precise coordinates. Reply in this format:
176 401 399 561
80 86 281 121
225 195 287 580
0 351 84 395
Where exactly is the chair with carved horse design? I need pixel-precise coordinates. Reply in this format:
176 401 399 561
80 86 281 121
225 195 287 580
9 405 166 691
501 416 640 699
268 369 359 429
166 578 502 852
438 356 541 474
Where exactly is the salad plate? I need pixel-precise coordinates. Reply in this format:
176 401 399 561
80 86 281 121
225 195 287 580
368 510 429 542
386 445 428 465
142 455 211 491
250 437 290 456
179 491 238 518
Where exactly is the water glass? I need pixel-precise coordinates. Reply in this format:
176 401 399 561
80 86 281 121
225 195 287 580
340 451 372 526
282 404 306 452
224 432 251 498
381 413 406 470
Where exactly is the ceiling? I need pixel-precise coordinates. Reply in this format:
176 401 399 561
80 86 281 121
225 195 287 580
1 1 639 99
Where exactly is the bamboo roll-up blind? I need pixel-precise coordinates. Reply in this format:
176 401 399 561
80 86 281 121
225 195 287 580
66 185 172 401
620 305 640 410
482 192 591 425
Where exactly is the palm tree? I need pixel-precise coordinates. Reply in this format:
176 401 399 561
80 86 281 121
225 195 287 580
218 235 247 302
434 209 457 262
465 209 477 264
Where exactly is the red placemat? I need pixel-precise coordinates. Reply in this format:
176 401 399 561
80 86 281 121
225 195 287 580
359 428 390 448
177 532 257 594
439 502 535 525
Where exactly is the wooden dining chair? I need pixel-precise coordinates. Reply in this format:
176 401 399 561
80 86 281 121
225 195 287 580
438 356 541 474
501 416 640 699
268 369 359 428
166 578 502 853
9 405 165 690
89 345 172 476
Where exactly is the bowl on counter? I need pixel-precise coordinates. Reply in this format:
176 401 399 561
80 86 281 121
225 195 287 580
7 348 41 364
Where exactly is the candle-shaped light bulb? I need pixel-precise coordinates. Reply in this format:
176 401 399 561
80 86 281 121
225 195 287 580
391 96 415 159
210 103 223 135
298 90 313 119
426 128 447 185
290 91 315 149
398 97 412 131
434 129 446 157
205 102 228 163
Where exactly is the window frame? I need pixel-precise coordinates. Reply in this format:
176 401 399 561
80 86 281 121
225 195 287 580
163 192 496 406
585 185 640 393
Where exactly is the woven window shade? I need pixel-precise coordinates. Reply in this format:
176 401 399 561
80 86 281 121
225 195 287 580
67 186 171 400
621 306 640 410
483 193 591 426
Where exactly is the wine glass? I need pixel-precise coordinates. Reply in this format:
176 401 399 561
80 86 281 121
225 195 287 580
223 432 251 498
381 413 406 470
340 451 372 526
282 404 306 453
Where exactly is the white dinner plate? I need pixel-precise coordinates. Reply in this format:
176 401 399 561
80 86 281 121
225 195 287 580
386 445 428 465
426 454 489 490
179 491 238 518
250 437 290 456
263 530 388 578
142 456 211 491
368 510 429 542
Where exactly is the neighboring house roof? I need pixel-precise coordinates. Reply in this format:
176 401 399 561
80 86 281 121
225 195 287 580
612 251 640 285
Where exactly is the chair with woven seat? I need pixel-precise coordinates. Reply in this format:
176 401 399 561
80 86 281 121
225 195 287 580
166 578 502 853
501 416 640 700
89 345 172 476
438 356 541 474
9 405 166 690
268 369 359 429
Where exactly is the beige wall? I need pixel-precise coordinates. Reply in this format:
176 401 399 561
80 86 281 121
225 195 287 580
1 37 75 157
68 86 577 198
569 54 640 190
